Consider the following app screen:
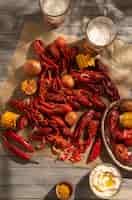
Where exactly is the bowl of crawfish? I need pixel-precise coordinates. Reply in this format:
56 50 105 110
102 98 132 171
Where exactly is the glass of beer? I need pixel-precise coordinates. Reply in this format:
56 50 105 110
39 0 71 28
85 16 117 52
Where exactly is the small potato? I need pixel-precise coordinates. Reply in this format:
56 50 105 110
120 100 132 112
65 111 78 126
23 59 42 76
120 112 132 128
62 74 75 89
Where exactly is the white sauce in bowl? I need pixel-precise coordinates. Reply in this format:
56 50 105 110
89 164 122 199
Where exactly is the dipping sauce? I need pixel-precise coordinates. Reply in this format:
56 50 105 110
89 164 122 199
56 182 73 200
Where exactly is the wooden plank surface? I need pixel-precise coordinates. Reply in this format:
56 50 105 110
0 0 132 199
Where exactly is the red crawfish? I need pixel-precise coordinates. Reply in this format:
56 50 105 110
37 104 72 115
51 116 73 137
74 110 95 139
47 43 60 60
32 39 45 55
113 143 132 164
103 77 120 101
71 70 104 84
108 109 122 141
32 40 59 72
17 115 28 130
88 120 100 139
87 137 101 163
121 129 132 146
47 134 70 149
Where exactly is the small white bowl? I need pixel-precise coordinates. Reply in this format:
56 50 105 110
89 163 122 199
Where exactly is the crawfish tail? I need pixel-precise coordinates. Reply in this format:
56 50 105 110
108 109 122 140
40 54 59 70
47 43 60 60
32 39 45 55
53 104 72 114
71 70 104 84
9 99 26 112
17 115 28 130
103 78 120 101
51 116 65 127
87 137 101 163
77 95 93 107
36 127 53 135
88 120 100 139
61 126 73 137
90 95 106 110
74 110 95 139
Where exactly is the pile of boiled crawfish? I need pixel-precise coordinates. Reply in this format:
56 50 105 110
2 37 121 163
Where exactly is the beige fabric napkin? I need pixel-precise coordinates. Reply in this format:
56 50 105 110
100 39 132 98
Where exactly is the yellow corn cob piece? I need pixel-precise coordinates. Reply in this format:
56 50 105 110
0 111 20 128
82 55 86 67
21 79 37 95
87 57 95 66
76 54 84 69
76 54 95 69
85 54 91 63
120 112 132 128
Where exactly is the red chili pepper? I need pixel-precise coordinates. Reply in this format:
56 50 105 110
3 137 31 160
87 138 101 163
4 130 34 152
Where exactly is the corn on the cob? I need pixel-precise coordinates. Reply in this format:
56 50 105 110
21 79 37 95
76 54 95 69
120 112 132 128
0 111 20 128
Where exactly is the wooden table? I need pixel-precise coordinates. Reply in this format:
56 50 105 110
0 0 132 199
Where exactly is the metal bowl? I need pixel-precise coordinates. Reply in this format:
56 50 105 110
101 99 132 171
